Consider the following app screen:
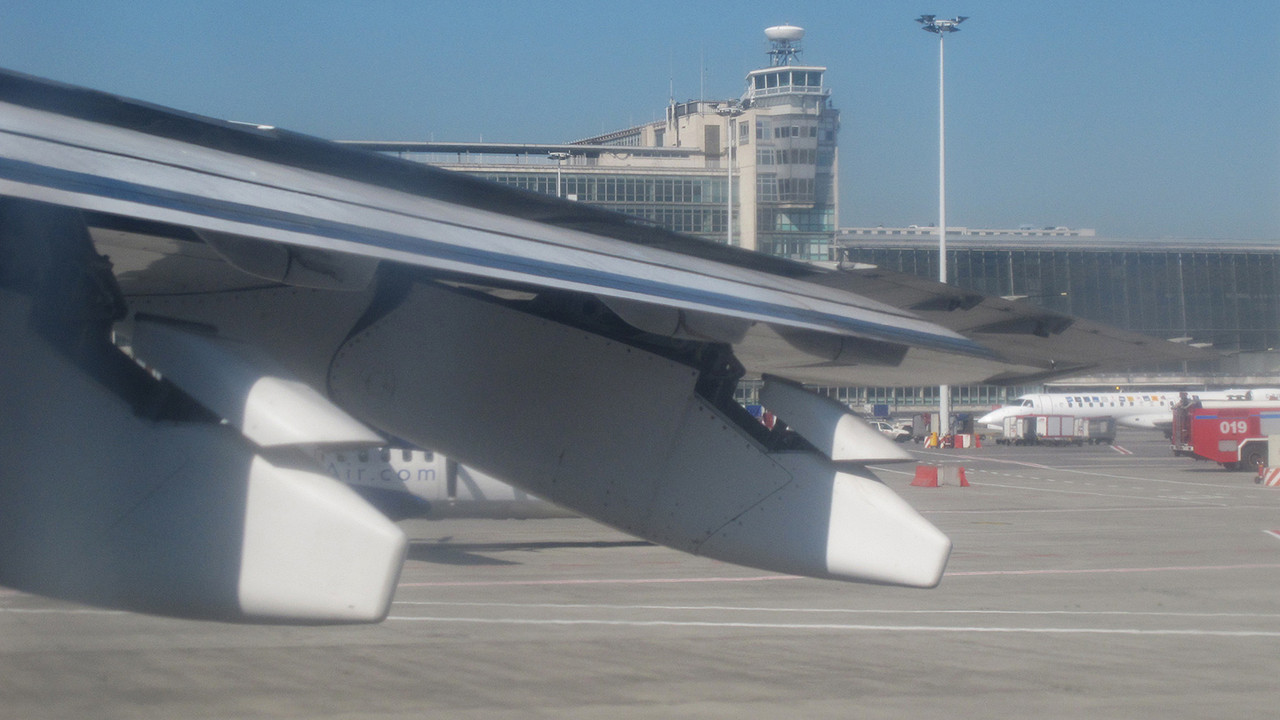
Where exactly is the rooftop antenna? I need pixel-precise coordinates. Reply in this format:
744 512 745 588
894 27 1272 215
700 47 705 101
668 52 674 105
765 24 805 66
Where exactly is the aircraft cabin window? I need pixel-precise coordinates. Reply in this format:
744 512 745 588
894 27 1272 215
401 449 413 462
358 450 368 463
379 448 391 463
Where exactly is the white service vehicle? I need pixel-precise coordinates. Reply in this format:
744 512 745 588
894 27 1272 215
870 420 911 442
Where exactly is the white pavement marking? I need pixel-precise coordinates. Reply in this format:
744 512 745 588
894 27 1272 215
968 480 1226 504
393 601 1280 620
394 561 1280 590
383 615 1280 637
946 563 1280 576
905 452 1247 490
0 608 126 615
398 574 803 588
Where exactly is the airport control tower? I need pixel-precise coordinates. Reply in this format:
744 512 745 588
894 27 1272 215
735 25 840 258
574 24 840 258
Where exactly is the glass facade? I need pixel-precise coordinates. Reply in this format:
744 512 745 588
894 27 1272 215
766 241 1280 413
747 102 838 261
473 171 731 241
474 172 725 205
750 69 825 94
756 232 832 260
734 379 1041 413
844 246 1280 354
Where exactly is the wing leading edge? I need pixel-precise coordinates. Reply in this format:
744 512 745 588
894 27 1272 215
0 69 984 363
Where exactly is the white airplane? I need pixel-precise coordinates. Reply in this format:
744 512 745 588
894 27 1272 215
976 389 1280 433
0 69 1203 623
317 446 573 520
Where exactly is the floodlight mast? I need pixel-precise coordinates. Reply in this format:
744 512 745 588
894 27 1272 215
915 14 966 284
917 14 967 440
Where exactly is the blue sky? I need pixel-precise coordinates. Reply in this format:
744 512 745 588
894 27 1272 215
1 1 1276 239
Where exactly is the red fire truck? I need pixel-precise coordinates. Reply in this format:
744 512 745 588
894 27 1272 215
1170 400 1280 470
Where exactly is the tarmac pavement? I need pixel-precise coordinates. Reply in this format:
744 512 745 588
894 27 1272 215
2 429 1278 719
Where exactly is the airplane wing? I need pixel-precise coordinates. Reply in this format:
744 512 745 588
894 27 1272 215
0 69 1204 623
783 262 1206 386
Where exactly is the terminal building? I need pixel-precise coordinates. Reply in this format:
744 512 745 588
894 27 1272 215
834 227 1280 412
348 24 839 260
348 26 1279 415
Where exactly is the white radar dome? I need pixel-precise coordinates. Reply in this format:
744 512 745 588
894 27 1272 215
765 25 805 42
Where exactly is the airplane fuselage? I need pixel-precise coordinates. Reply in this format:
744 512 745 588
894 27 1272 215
977 389 1280 432
315 447 573 520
